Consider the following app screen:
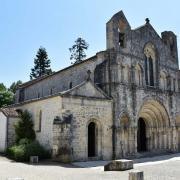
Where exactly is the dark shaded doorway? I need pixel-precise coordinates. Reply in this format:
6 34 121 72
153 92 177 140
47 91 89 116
137 118 147 152
88 122 96 157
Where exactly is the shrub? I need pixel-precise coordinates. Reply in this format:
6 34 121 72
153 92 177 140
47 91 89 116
6 145 26 162
18 138 32 145
6 140 50 162
7 110 50 162
25 141 50 160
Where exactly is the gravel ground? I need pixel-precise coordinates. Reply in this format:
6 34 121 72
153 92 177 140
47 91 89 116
0 153 179 180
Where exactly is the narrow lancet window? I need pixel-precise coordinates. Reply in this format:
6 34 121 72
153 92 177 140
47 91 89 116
149 56 154 86
145 57 148 85
69 82 72 89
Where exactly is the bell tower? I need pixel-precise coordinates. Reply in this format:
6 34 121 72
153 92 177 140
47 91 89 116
106 10 131 50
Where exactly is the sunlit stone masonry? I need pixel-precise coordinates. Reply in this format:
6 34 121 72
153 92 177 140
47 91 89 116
1 10 180 162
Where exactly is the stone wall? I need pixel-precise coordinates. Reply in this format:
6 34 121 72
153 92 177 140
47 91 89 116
96 11 180 158
0 112 7 152
53 121 72 163
55 97 113 161
14 94 113 162
17 96 62 150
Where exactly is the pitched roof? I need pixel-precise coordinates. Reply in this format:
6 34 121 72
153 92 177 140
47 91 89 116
60 80 111 99
0 108 19 117
18 55 97 89
10 79 112 108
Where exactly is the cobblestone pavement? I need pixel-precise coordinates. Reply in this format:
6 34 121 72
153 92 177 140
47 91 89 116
0 153 179 180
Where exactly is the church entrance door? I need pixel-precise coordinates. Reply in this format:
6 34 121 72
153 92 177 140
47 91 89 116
88 122 96 157
137 118 147 152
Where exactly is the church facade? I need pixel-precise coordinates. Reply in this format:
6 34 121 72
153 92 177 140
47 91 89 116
2 11 180 162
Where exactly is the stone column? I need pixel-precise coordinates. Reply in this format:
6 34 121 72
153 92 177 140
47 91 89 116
134 127 138 154
159 128 162 149
118 64 122 83
172 127 177 152
168 129 171 150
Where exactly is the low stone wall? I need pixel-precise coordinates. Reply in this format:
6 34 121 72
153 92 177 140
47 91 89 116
52 113 72 163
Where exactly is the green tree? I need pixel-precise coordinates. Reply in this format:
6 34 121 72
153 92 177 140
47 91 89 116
9 80 22 94
0 83 14 108
0 83 6 91
30 47 52 80
69 37 89 64
14 110 36 143
0 91 14 108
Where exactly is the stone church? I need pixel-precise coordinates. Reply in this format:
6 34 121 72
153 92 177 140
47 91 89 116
1 11 180 162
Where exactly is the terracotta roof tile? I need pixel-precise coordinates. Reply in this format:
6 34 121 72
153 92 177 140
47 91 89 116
0 108 19 117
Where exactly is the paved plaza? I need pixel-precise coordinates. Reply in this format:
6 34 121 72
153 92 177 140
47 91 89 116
0 153 179 180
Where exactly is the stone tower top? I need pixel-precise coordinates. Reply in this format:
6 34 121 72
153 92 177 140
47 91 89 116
106 10 131 50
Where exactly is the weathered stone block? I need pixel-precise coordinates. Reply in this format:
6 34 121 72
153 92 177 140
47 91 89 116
129 170 144 180
104 159 133 171
30 156 39 163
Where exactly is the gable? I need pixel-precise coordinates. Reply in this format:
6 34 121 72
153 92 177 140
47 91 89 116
61 81 110 99
134 23 162 41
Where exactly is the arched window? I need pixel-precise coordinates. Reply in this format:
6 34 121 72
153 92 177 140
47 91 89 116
149 57 154 86
145 57 148 85
144 43 156 87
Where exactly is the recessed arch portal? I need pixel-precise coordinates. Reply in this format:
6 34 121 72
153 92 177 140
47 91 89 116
138 100 170 128
137 99 170 152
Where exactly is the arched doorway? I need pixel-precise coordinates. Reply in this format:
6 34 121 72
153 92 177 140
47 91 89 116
137 100 170 152
137 118 147 152
88 122 96 157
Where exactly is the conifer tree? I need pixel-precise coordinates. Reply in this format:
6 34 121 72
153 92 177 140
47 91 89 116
14 110 36 143
30 47 52 79
69 37 89 64
9 80 22 94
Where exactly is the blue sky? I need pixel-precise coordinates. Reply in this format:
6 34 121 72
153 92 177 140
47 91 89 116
0 0 179 87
